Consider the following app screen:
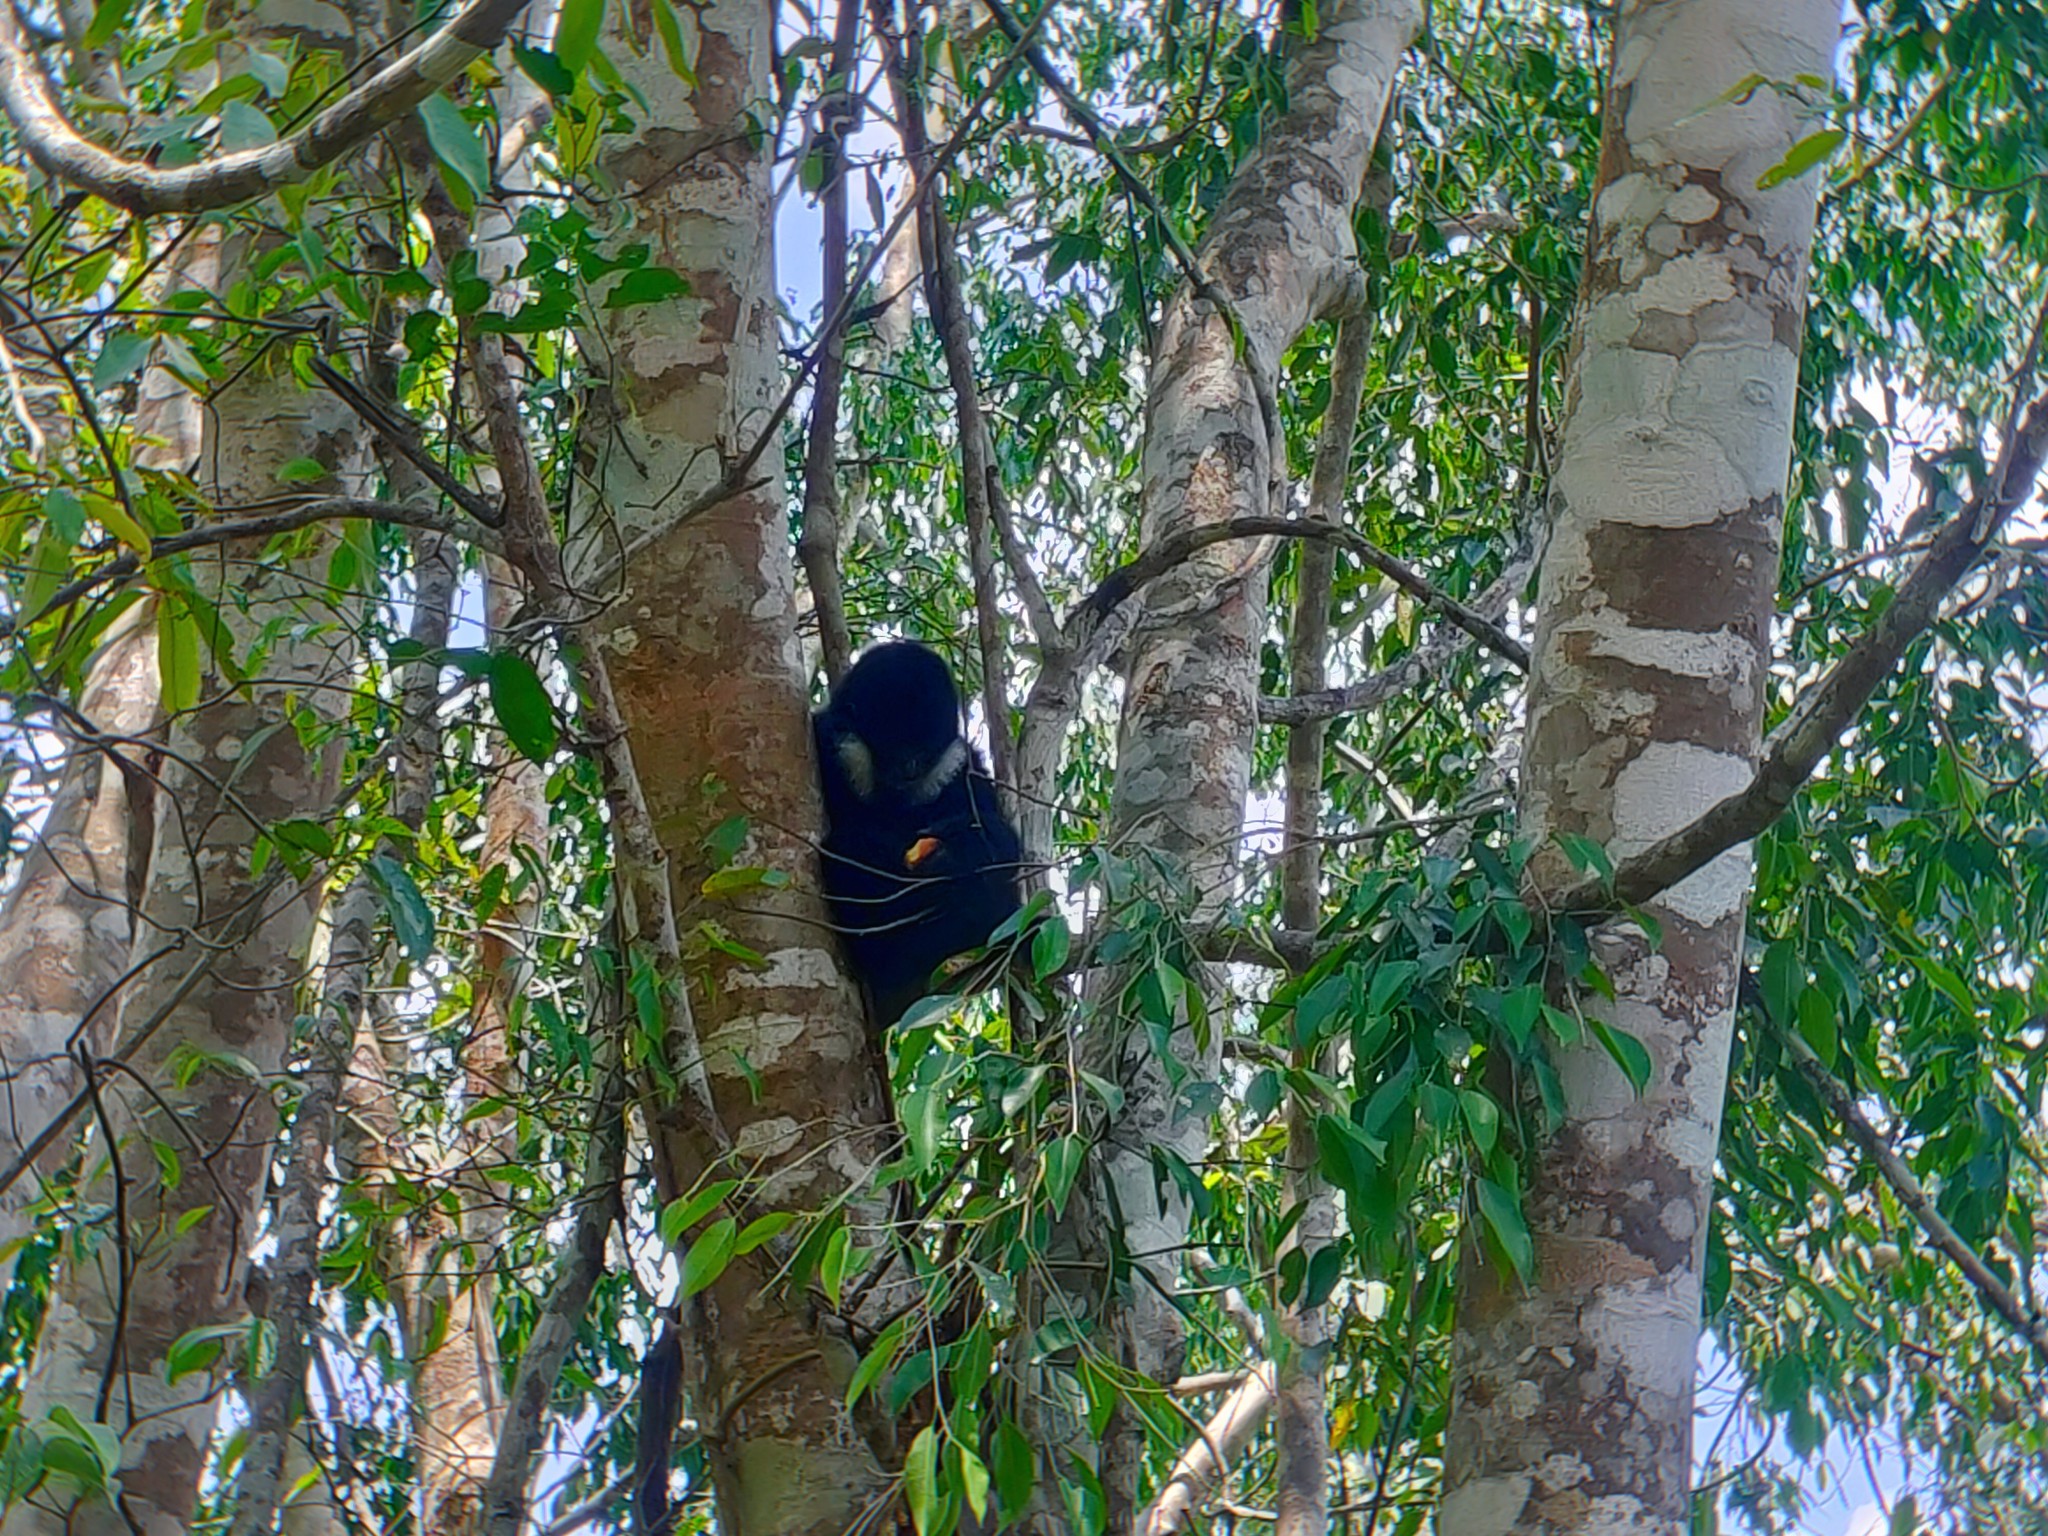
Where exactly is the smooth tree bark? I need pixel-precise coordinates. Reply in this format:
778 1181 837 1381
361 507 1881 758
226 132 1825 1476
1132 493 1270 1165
1066 1 1420 1522
1444 4 1840 1533
572 1 896 1530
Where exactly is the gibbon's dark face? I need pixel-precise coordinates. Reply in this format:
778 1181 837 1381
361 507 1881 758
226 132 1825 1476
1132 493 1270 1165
829 641 969 805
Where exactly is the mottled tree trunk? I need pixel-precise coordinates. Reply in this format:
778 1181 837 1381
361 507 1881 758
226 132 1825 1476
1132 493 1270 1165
411 555 534 1535
1078 3 1419 1524
1444 4 1838 1533
3 233 365 1534
572 1 894 1531
0 606 156 1289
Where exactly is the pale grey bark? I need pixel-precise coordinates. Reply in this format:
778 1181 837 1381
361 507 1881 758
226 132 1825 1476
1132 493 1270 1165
0 606 156 1292
1075 2 1421 1523
2 344 367 1536
1443 4 1841 1533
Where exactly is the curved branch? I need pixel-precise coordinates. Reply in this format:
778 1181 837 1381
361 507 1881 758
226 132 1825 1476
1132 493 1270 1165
0 0 535 215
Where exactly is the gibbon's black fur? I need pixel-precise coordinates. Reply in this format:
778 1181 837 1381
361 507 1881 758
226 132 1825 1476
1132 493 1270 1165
814 641 1022 1026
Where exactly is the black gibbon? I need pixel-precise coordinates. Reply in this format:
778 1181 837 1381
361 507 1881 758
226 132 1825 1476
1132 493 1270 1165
813 641 1023 1025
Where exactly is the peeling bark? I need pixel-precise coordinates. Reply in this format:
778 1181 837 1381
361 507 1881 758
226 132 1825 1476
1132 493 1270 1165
1444 5 1840 1534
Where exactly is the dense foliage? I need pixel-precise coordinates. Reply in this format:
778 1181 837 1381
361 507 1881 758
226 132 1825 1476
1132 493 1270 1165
0 0 2043 1531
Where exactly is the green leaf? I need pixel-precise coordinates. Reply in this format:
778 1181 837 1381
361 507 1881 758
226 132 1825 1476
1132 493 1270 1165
659 1179 737 1244
156 596 200 714
86 492 152 557
900 1082 945 1172
1476 1176 1534 1282
44 488 85 546
1459 1089 1500 1156
1556 832 1613 883
218 98 278 150
845 1314 907 1410
1589 1018 1653 1093
488 652 558 763
604 267 690 309
678 1217 737 1297
1291 973 1347 1047
0 1425 42 1503
992 1418 1035 1517
275 455 329 485
83 0 135 48
1302 1243 1344 1309
553 0 604 73
818 1225 851 1307
1760 938 1803 1025
166 1324 241 1382
1042 1134 1086 1217
270 819 335 859
956 1443 991 1525
1030 913 1071 979
701 865 788 898
511 43 575 97
648 0 696 84
91 329 153 392
418 93 491 199
904 1426 940 1536
734 1210 794 1255
366 853 435 962
1759 126 1845 189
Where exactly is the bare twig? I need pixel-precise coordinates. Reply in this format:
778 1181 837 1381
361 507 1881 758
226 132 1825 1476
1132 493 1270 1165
309 355 505 526
876 0 1014 782
1259 529 1538 726
1077 514 1529 669
794 0 864 684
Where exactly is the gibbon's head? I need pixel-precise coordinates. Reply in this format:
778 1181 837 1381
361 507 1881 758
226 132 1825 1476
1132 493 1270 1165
830 640 969 804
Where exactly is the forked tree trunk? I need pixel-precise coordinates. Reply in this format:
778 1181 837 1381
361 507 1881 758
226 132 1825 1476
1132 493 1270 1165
1445 3 1839 1532
571 2 895 1530
1074 2 1420 1524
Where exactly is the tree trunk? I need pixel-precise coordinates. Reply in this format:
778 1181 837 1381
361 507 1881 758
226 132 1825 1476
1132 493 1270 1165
3 251 366 1535
1444 4 1839 1532
573 3 896 1530
0 605 155 1290
1079 2 1419 1522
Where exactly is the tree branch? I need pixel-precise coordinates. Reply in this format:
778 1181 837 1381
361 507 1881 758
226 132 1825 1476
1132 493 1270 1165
0 496 504 640
1776 1022 2048 1365
1075 514 1529 669
1569 364 2048 916
1260 530 1538 725
0 0 537 215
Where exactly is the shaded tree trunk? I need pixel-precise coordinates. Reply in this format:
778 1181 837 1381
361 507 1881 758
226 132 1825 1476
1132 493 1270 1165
1444 3 1839 1532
